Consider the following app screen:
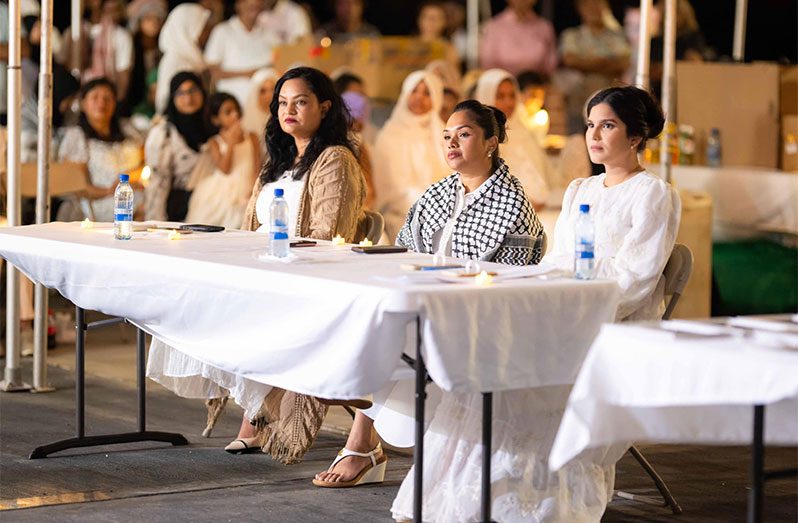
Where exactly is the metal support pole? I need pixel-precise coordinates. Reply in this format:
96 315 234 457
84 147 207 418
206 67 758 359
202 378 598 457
635 0 653 89
733 0 748 62
747 405 764 523
32 0 55 393
70 0 83 77
1 0 30 393
137 327 146 432
481 392 493 522
465 0 479 70
658 0 676 184
413 315 427 523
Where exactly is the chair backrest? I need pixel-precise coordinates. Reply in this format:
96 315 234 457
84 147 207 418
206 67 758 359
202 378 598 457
364 210 384 243
661 243 694 320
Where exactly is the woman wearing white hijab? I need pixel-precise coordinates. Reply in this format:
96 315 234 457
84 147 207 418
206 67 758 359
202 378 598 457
474 68 553 209
241 67 280 145
373 71 450 240
155 3 212 114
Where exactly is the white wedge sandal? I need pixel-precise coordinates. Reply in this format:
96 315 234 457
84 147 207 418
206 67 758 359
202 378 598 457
312 443 388 488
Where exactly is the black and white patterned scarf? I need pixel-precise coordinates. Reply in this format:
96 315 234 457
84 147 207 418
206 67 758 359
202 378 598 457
396 160 545 265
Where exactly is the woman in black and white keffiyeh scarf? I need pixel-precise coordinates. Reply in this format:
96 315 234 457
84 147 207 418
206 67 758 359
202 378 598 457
397 158 544 265
395 99 544 266
312 99 545 492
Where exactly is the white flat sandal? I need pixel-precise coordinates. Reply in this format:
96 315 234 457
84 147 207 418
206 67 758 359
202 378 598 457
312 442 387 488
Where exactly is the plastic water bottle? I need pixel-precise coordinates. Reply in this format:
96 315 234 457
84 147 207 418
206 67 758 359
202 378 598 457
574 204 595 280
269 188 289 257
113 173 134 240
706 128 722 167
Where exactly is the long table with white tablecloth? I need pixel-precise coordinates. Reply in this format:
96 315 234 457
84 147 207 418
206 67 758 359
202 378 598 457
0 221 623 521
0 222 621 398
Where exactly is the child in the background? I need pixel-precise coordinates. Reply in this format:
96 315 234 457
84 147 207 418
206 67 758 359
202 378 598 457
185 92 260 229
341 90 376 210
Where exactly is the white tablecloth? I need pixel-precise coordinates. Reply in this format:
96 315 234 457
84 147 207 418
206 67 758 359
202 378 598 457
0 222 621 400
668 165 798 240
549 322 798 471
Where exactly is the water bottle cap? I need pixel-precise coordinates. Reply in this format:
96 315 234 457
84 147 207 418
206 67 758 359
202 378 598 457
119 173 130 182
274 188 284 197
273 232 288 240
579 204 590 213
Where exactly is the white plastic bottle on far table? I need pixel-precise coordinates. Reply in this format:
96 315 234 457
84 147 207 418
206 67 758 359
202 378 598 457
269 188 289 257
574 203 595 280
113 173 134 240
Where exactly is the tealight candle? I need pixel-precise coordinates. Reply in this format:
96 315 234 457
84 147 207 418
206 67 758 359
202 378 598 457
168 230 181 240
81 218 93 229
358 239 373 247
474 270 493 286
332 234 346 246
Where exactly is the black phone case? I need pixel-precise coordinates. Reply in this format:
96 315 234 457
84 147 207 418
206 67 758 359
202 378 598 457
351 245 408 254
180 224 225 233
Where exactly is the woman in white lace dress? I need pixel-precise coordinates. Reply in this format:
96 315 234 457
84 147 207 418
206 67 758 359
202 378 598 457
57 77 144 222
388 86 680 522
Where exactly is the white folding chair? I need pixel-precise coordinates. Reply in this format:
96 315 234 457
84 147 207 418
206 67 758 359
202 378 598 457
615 243 693 515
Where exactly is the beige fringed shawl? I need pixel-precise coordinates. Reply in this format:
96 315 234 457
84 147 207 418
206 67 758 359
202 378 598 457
243 145 368 464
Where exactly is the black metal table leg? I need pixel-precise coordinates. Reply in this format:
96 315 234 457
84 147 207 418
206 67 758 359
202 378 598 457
414 315 427 523
29 308 188 459
481 392 494 523
137 327 146 432
747 405 765 523
76 306 85 438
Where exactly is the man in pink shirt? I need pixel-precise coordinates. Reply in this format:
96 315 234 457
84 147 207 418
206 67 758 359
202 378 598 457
479 0 558 76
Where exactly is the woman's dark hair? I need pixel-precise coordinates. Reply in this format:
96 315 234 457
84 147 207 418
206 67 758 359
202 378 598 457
452 99 507 170
78 77 125 142
333 72 364 95
165 71 211 151
205 92 241 134
416 1 446 32
586 86 665 152
263 67 355 184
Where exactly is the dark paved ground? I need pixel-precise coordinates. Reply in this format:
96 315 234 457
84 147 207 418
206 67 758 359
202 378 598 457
0 364 795 522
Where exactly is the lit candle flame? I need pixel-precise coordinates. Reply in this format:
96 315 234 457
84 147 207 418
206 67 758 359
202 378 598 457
168 230 181 240
81 218 93 229
140 165 152 187
332 234 346 246
358 239 373 247
474 270 493 286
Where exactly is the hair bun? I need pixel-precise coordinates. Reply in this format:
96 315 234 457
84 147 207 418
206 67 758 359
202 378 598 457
640 90 665 139
487 105 508 143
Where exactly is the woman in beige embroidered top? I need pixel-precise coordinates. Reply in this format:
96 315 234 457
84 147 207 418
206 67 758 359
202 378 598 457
224 66 369 455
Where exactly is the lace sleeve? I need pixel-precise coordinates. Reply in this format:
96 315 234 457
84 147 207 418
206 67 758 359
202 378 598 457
57 127 89 163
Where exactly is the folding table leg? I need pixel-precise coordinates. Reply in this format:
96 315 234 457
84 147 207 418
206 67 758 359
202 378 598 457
747 405 765 523
482 392 494 523
414 315 427 523
29 307 188 459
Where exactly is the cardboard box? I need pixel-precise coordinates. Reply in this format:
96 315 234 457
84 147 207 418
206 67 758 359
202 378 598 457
273 37 447 100
781 66 798 116
676 62 780 168
782 114 798 172
19 162 88 197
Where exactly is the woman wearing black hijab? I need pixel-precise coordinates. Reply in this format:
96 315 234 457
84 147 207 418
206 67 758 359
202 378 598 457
144 71 211 221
